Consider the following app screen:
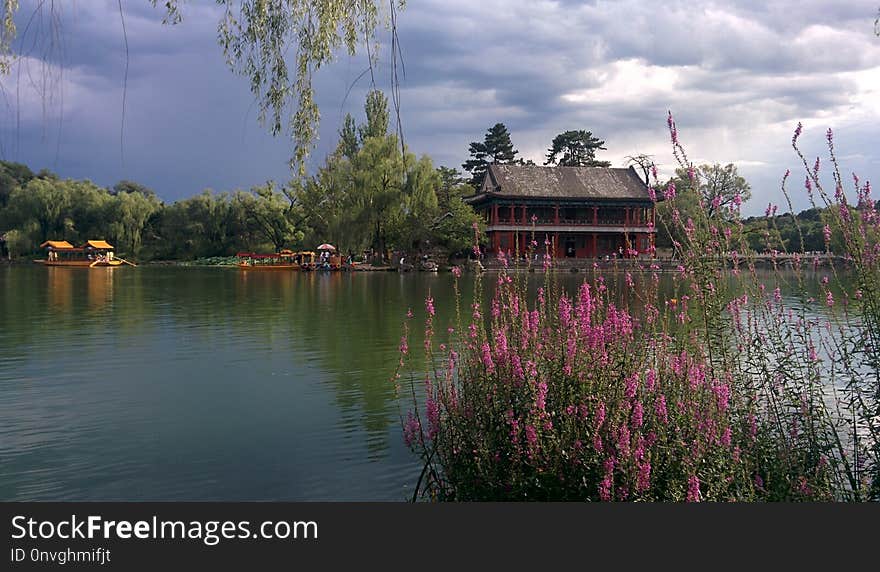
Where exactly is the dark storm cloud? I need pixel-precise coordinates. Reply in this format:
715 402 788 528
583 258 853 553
1 0 877 216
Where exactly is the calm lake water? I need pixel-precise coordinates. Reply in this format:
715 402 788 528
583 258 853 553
0 264 841 501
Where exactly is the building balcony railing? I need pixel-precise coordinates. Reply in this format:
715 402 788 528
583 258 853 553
488 217 653 227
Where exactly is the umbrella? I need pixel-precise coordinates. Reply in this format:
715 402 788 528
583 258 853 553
316 243 336 251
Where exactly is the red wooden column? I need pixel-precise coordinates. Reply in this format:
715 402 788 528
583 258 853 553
509 205 515 224
491 203 498 224
521 205 528 225
593 207 599 225
554 205 560 224
592 234 598 257
625 207 630 227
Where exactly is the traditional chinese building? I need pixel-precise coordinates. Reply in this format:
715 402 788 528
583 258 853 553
465 164 656 258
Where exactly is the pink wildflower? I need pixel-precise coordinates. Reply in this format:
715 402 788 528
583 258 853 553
637 461 651 493
655 394 668 425
599 474 613 501
481 342 495 373
425 397 440 440
525 425 538 448
645 368 657 392
687 475 701 502
721 426 732 447
403 412 420 447
595 401 606 428
625 373 639 399
535 381 548 411
632 401 644 428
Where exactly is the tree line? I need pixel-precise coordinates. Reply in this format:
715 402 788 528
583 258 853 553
0 91 484 263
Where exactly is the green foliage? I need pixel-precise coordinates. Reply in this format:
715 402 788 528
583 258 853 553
350 134 406 256
359 89 390 142
155 190 248 260
655 182 701 250
338 113 360 160
435 166 471 211
655 163 752 250
1 175 162 257
462 123 519 189
6 178 70 242
112 180 157 199
295 155 355 251
290 93 482 261
236 182 302 251
431 197 483 255
0 0 16 74
389 155 439 250
107 190 161 256
673 164 752 219
3 228 31 257
544 129 610 167
0 160 34 213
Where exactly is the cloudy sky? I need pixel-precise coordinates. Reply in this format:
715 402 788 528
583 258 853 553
1 0 878 215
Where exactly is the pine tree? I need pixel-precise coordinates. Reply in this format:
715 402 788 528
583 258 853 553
545 130 610 167
462 123 519 189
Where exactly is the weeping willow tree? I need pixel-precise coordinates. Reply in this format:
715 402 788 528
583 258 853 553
0 0 405 171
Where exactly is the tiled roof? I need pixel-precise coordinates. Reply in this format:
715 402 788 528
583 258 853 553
478 164 651 201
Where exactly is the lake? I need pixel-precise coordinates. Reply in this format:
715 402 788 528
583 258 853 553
0 264 841 500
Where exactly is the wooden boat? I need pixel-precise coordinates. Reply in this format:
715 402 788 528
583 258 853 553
315 244 342 270
236 249 300 270
38 240 132 267
294 251 317 271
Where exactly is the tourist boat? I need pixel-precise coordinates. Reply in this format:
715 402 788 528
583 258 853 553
236 249 300 270
315 244 342 270
38 240 132 267
294 251 317 271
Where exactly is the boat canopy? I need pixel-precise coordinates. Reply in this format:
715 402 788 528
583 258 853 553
236 252 289 259
84 240 114 250
40 240 75 249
